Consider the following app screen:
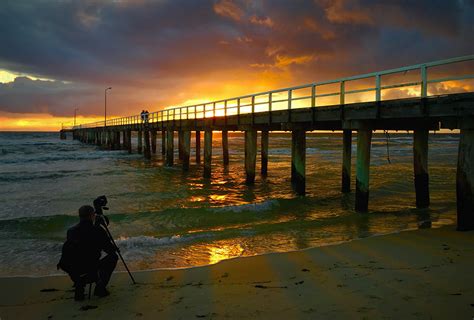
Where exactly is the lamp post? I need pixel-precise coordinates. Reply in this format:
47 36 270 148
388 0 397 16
104 87 112 128
74 107 79 127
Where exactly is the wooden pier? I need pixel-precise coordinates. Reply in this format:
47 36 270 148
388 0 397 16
61 55 474 231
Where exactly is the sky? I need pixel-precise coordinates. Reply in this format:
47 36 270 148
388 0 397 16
0 0 473 131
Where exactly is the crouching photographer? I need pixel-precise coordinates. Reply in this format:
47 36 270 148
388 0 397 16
57 196 118 301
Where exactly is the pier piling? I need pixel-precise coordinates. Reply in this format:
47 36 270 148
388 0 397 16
204 129 212 178
196 131 201 164
166 128 174 166
355 129 372 212
183 130 191 171
127 130 132 154
137 129 143 154
144 128 151 159
245 129 257 184
342 130 352 193
151 130 157 154
291 129 306 195
161 130 166 158
456 128 474 231
261 130 269 177
413 129 430 208
178 131 184 161
222 130 229 166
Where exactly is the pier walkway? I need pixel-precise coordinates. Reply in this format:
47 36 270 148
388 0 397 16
61 55 474 230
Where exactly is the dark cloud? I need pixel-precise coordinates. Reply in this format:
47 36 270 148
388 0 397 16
0 0 472 118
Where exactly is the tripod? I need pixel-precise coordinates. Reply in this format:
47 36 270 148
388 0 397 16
95 208 136 285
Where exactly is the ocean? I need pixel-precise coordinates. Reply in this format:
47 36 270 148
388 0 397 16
0 131 459 277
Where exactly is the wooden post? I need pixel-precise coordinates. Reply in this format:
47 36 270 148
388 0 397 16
196 130 201 164
245 129 257 184
457 129 474 231
261 130 269 176
183 130 191 171
144 128 151 159
222 130 229 166
413 129 429 208
166 128 174 166
342 130 352 193
291 129 306 195
161 130 166 157
151 130 157 154
137 129 143 153
355 129 372 212
127 130 132 154
204 129 212 178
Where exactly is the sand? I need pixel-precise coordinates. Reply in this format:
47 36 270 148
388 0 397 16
0 225 473 319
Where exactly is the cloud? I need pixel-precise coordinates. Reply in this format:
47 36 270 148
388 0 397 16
214 0 244 21
0 0 472 125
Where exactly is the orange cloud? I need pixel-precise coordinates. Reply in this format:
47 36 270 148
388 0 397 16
319 0 373 25
213 0 243 21
249 15 274 27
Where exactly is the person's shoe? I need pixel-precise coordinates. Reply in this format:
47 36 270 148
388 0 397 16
94 285 110 298
74 286 85 301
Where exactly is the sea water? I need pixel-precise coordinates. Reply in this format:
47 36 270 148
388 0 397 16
0 131 459 276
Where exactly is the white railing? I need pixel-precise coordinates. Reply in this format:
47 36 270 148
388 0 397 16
71 54 474 130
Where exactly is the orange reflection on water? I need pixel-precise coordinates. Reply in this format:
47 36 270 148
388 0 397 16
189 196 206 202
210 194 227 201
208 241 244 265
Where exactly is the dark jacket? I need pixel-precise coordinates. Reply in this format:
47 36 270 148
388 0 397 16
58 220 115 275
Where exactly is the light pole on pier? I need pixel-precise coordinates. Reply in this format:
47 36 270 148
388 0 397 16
104 87 112 128
74 107 79 127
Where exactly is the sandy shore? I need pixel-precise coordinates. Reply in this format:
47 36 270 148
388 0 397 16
1 225 473 319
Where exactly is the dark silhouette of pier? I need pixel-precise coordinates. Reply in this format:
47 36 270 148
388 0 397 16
61 55 474 231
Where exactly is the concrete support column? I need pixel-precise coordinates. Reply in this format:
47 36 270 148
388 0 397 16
245 129 257 184
196 131 201 164
342 130 352 193
137 129 143 153
204 129 212 178
161 130 166 157
166 128 174 166
413 129 430 208
183 131 191 171
151 130 157 154
261 130 269 176
144 128 151 159
457 129 474 231
222 130 229 166
355 129 372 212
291 129 306 195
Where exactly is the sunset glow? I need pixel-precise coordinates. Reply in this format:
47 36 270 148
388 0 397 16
0 1 472 131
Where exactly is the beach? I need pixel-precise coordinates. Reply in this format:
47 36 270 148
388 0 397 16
1 225 472 319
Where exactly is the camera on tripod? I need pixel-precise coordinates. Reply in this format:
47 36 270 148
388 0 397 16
93 195 110 226
91 195 136 284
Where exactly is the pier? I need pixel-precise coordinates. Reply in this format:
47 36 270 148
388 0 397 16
61 55 474 230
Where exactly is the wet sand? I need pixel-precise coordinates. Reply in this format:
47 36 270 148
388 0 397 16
0 225 473 319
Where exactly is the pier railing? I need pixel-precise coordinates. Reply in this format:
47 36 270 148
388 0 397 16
69 55 474 130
